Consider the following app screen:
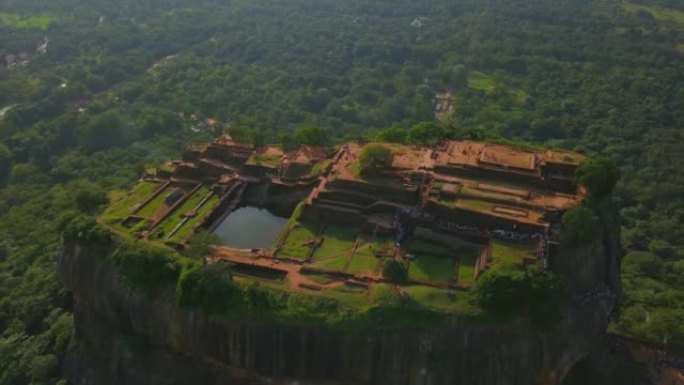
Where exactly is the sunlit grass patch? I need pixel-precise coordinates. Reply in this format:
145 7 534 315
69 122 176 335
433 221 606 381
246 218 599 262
346 254 379 275
278 222 319 260
136 186 173 218
457 253 477 284
491 239 537 265
0 13 55 29
168 194 219 243
401 285 475 313
313 225 358 260
102 181 160 222
408 256 454 282
311 254 348 271
154 188 211 241
468 71 497 93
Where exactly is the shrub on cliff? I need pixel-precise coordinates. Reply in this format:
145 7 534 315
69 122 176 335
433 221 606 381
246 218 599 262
369 283 403 307
62 215 112 245
284 294 340 322
576 157 620 198
177 263 242 314
475 266 561 324
382 259 407 284
184 231 221 260
561 206 598 246
111 244 180 296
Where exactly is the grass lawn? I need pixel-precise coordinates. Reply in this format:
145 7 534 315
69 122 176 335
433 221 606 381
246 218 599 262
309 159 332 176
302 271 340 285
401 285 474 313
321 283 368 307
311 255 349 271
101 181 160 222
491 239 537 265
468 71 497 93
353 237 392 259
407 240 452 258
0 13 54 29
233 275 290 291
456 198 495 212
278 223 319 260
457 253 477 284
247 153 281 168
313 225 358 260
408 256 455 282
168 194 220 243
136 186 174 218
155 188 211 240
346 254 380 275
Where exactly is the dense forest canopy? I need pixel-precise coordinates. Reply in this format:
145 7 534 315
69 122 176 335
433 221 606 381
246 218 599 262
0 0 683 382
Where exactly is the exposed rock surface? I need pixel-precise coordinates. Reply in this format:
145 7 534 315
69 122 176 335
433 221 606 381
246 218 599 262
59 201 622 385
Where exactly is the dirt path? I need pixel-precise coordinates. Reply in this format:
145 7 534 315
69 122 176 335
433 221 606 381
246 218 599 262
208 248 350 291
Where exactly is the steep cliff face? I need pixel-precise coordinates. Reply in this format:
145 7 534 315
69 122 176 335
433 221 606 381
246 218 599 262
59 203 622 385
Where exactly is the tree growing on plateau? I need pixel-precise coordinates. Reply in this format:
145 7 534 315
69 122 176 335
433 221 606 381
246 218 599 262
475 266 560 323
576 157 620 198
358 144 393 175
185 231 221 260
382 259 407 284
177 263 241 314
408 122 445 146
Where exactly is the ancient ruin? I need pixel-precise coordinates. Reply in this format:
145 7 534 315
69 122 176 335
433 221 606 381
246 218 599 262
101 137 585 310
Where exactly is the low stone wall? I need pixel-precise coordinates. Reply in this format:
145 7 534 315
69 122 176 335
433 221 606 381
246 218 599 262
424 201 545 233
434 165 544 189
301 203 366 227
317 189 377 207
328 179 417 205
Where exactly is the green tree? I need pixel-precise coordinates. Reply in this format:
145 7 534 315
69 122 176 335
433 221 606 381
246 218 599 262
576 157 621 198
79 110 127 152
177 263 241 314
279 132 299 152
382 259 407 284
358 144 393 175
75 186 108 213
376 126 408 143
295 126 328 146
248 129 266 148
111 244 180 296
185 231 221 260
408 122 445 146
561 206 598 246
475 267 528 316
63 215 112 245
475 266 560 322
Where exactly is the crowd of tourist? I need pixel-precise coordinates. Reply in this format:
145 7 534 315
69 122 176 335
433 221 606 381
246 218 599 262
393 206 547 242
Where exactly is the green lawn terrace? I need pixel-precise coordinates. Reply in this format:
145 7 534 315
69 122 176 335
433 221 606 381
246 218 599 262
272 220 490 288
212 220 479 312
100 178 225 246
